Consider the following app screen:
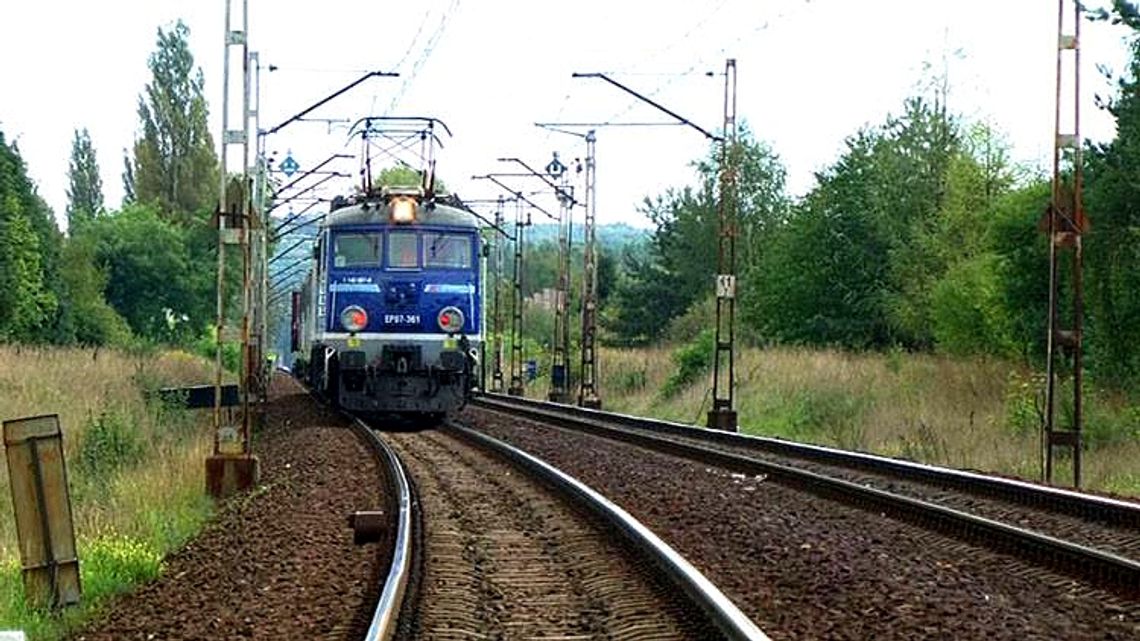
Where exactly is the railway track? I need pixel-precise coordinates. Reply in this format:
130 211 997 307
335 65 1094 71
460 397 1140 639
352 415 769 640
471 393 1140 600
346 417 413 640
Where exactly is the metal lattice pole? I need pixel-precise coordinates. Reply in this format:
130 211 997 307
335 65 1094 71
252 50 270 404
549 171 572 403
209 0 259 498
491 197 506 393
708 59 738 432
577 130 601 409
1043 0 1086 487
508 199 527 396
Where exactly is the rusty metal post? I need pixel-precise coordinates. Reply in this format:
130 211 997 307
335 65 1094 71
209 0 259 498
577 130 602 409
491 196 506 393
251 50 270 404
508 199 527 396
1042 0 1087 488
708 59 739 432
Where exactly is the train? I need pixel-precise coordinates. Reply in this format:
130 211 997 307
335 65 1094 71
290 183 483 420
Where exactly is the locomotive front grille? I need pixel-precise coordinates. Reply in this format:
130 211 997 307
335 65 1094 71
381 345 422 373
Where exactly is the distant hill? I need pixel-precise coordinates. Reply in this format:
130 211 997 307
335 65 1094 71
523 222 648 250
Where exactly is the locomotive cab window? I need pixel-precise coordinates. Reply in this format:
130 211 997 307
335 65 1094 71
334 233 381 268
424 233 472 269
387 231 420 269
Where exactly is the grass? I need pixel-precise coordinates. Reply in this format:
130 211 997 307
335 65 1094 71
549 344 1140 497
0 346 216 638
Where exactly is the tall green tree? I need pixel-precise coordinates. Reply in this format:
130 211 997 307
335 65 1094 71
608 123 787 343
1080 0 1140 386
66 127 104 233
86 203 210 341
58 235 132 346
127 19 218 225
0 131 60 342
121 149 136 206
744 130 893 348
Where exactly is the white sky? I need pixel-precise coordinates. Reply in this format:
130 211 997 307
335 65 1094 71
0 1 1134 232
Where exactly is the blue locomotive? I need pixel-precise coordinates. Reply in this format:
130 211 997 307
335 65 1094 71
291 185 482 418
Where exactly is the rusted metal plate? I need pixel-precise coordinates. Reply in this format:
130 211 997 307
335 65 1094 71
205 454 260 499
2 415 81 608
1049 430 1081 447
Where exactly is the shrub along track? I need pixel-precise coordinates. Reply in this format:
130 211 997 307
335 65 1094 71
380 425 733 639
70 375 389 641
460 403 1140 640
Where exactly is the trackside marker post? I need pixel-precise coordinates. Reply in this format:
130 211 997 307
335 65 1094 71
3 415 81 609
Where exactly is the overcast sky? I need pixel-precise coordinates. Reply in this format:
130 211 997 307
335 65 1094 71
0 1 1134 232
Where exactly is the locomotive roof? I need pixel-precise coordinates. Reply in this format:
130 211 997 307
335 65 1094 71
322 194 480 230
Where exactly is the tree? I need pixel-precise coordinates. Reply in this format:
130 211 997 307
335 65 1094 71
374 165 448 193
0 130 59 342
744 131 893 348
66 127 105 233
86 204 211 341
607 123 788 343
1078 1 1140 385
605 242 690 346
127 20 218 225
58 236 132 346
121 149 135 206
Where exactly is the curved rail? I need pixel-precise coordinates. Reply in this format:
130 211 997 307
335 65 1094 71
445 421 771 641
473 394 1140 598
477 393 1140 527
348 418 414 641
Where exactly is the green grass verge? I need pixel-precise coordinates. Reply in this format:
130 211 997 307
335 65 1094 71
0 501 211 639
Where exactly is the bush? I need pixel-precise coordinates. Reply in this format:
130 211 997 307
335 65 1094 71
614 369 648 393
662 329 714 398
192 328 240 372
1082 395 1140 448
663 296 715 345
930 253 1016 357
78 409 144 480
1003 370 1044 436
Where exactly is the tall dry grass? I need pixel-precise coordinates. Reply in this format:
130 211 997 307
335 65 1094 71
590 344 1140 496
0 346 216 636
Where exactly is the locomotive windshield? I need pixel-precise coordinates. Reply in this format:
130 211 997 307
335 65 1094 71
424 233 472 269
388 231 419 269
334 233 381 268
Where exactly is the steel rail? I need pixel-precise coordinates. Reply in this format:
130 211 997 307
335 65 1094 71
348 418 414 641
476 393 1140 528
473 395 1140 598
444 421 771 641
